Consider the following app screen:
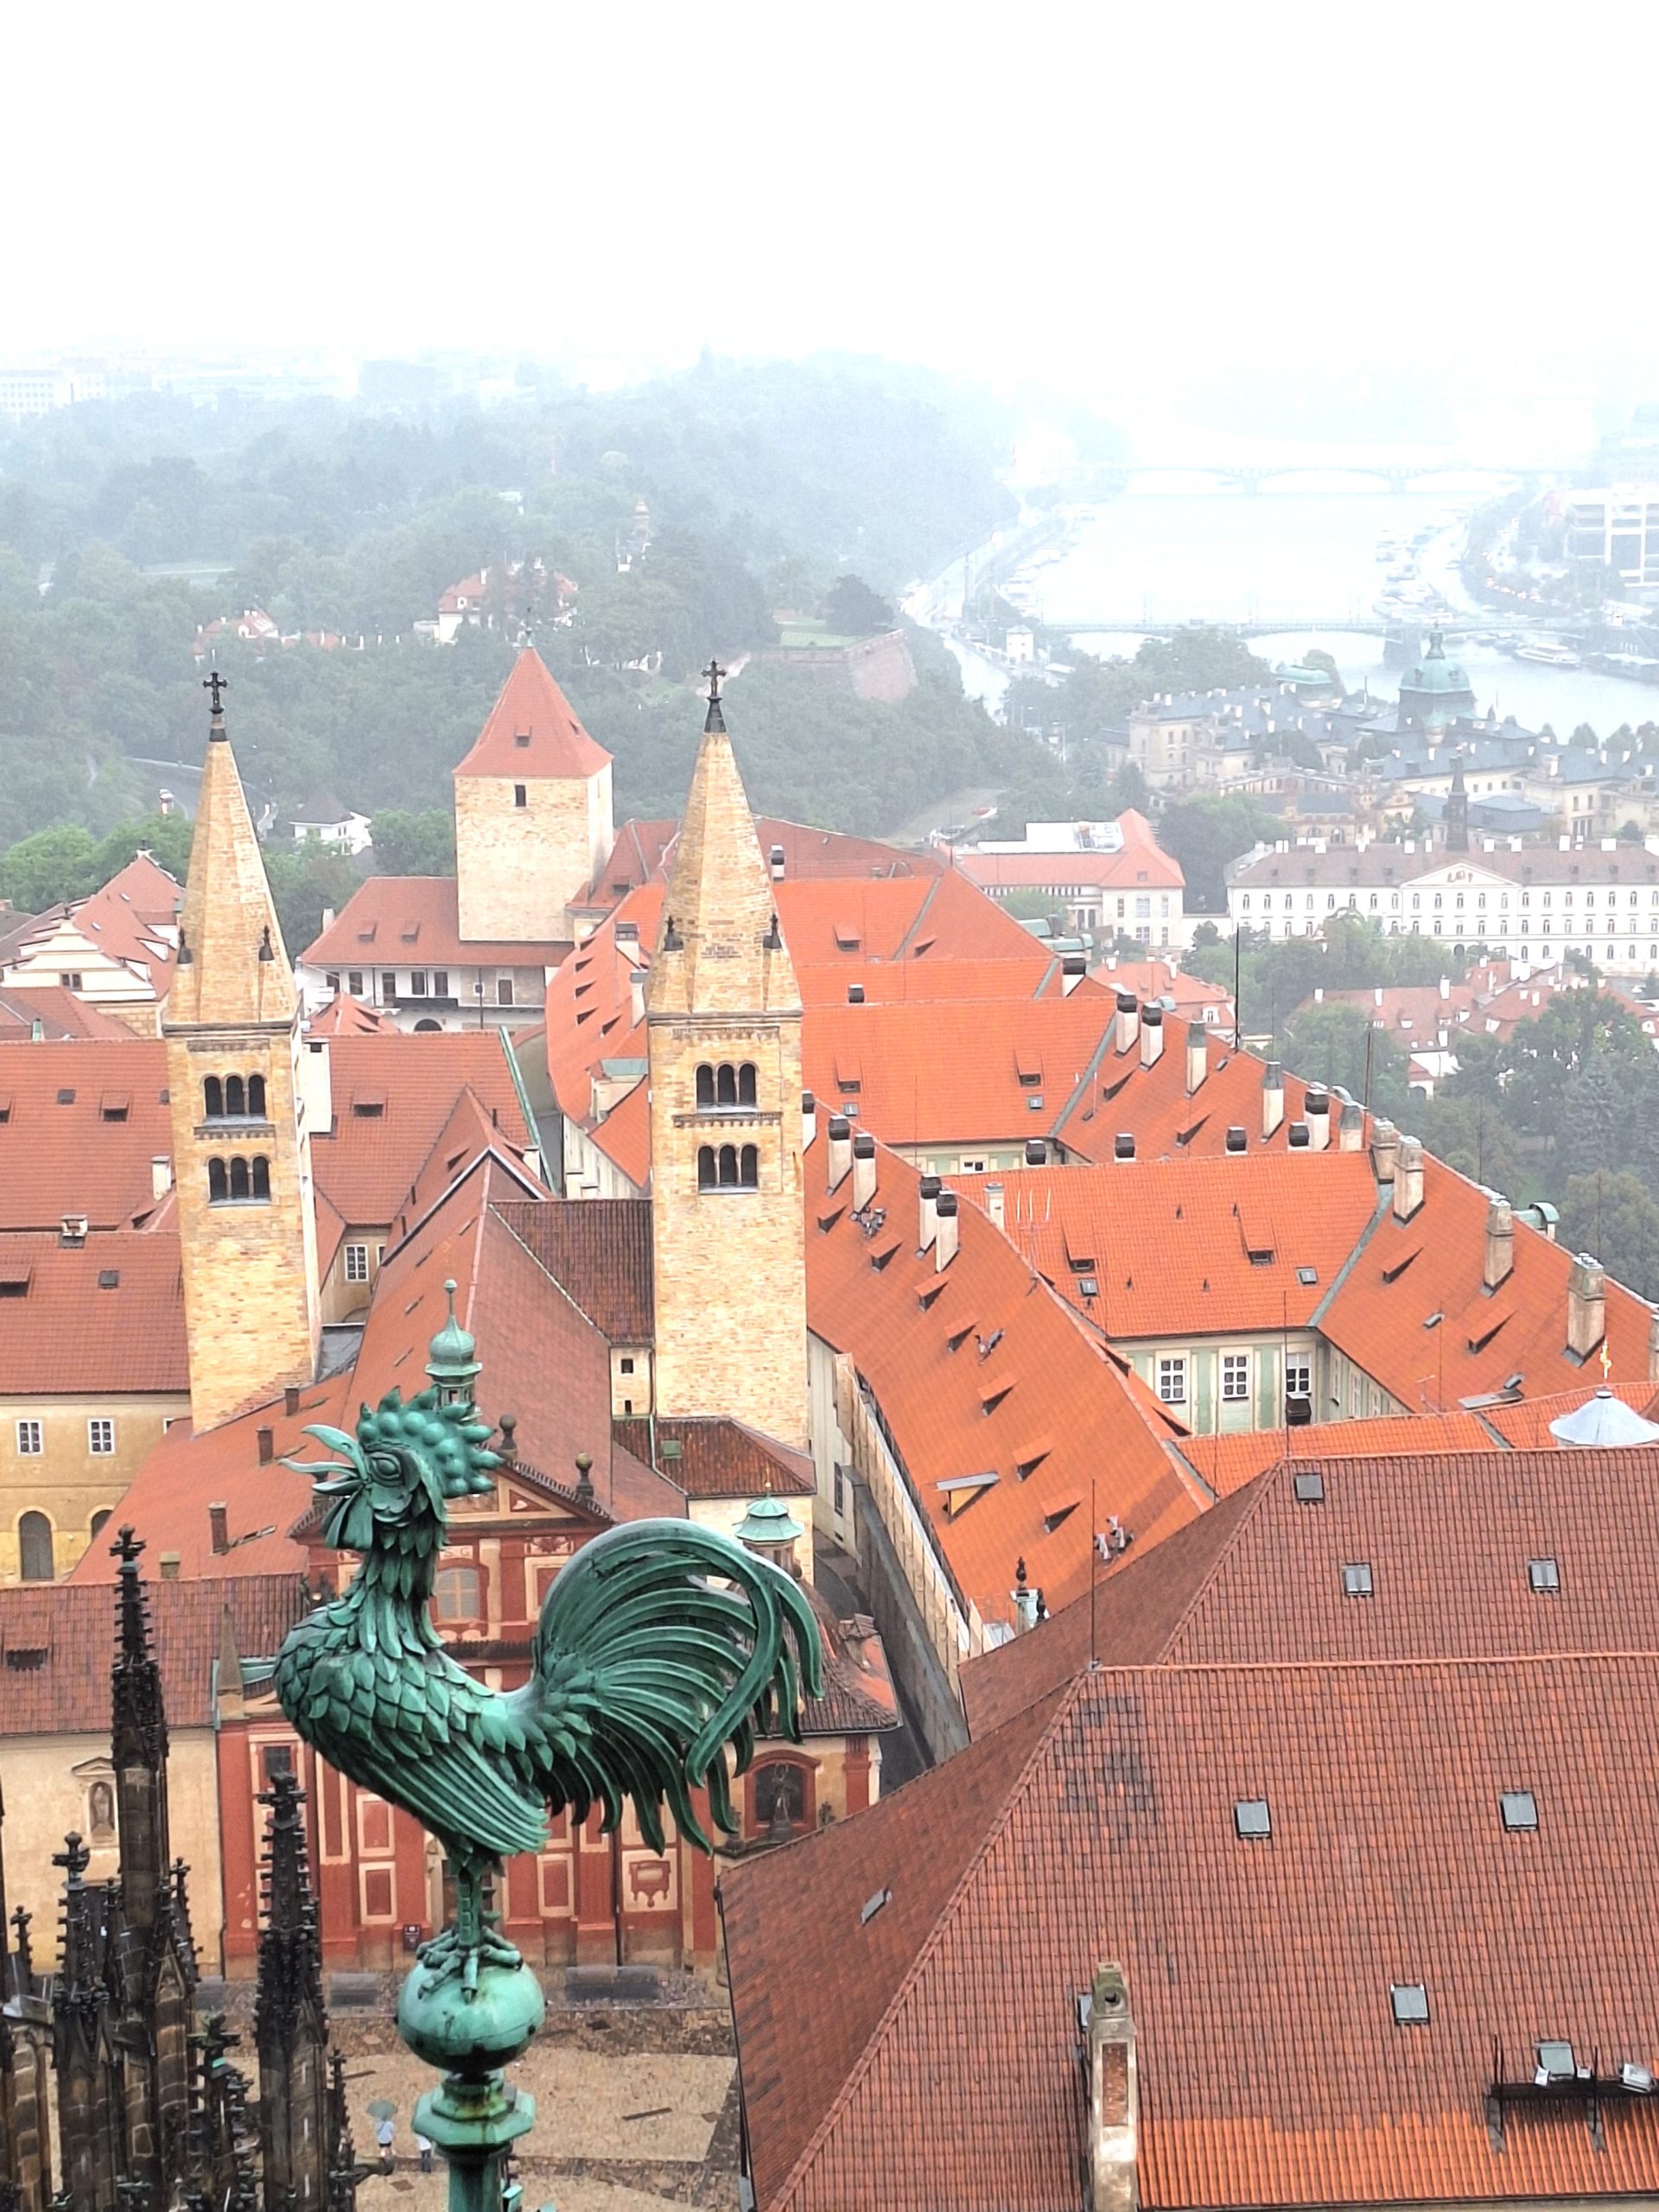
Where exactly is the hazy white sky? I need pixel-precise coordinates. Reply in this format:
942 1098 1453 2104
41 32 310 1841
8 0 1655 410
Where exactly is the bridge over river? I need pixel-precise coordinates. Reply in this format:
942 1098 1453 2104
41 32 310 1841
1039 614 1552 640
1093 461 1567 496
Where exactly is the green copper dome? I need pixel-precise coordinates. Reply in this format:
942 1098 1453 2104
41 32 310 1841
733 1491 804 1548
426 1278 481 1396
1398 628 1475 730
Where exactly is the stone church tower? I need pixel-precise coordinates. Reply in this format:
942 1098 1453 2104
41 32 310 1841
647 676 808 1446
453 646 613 943
163 680 321 1432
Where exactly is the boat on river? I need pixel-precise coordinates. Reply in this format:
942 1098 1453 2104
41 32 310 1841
1514 639 1581 668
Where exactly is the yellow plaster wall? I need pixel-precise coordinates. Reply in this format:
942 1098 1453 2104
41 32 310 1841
0 1393 187 1581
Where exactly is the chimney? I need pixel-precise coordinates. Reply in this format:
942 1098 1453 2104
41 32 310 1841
1439 974 1451 1001
770 843 786 882
1484 1195 1514 1290
984 1179 1006 1231
1392 1135 1424 1222
1262 1060 1285 1140
159 1553 181 1581
1062 951 1088 997
1115 994 1140 1056
151 1154 173 1199
935 1190 960 1270
256 1427 274 1465
918 1174 941 1255
1185 1026 1207 1095
826 1116 853 1194
1304 1089 1331 1152
1139 1006 1164 1069
852 1131 877 1211
801 1091 817 1150
1011 1558 1039 1635
1567 1254 1606 1360
1337 1098 1363 1152
208 1503 229 1556
1370 1116 1399 1185
299 1033 333 1133
629 967 647 1026
284 1383 301 1416
1084 1964 1138 2212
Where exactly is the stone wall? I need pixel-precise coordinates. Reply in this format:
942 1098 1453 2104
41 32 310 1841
454 768 609 943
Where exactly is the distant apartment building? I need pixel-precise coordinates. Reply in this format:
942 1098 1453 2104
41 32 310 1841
1564 485 1659 589
954 810 1189 945
0 362 113 422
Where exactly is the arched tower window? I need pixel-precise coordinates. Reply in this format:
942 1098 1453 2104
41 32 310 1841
738 1063 757 1108
696 1065 715 1109
251 1156 270 1200
208 1158 229 1203
18 1511 54 1583
224 1074 246 1116
203 1076 223 1119
228 1158 251 1201
715 1065 738 1108
717 1145 739 1186
739 1144 758 1186
697 1146 715 1191
247 1072 266 1117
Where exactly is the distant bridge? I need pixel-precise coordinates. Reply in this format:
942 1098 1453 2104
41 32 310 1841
1042 614 1521 639
1097 462 1564 497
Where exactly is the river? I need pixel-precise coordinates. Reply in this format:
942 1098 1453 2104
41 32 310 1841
932 484 1659 741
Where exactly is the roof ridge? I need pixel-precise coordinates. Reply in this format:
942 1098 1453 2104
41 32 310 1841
892 870 943 957
768 1677 1084 2211
1152 1464 1283 1659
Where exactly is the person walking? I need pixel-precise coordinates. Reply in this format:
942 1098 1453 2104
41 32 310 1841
377 2115 395 2174
416 2135 434 2176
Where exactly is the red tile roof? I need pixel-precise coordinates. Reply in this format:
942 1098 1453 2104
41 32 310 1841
1480 1380 1658 1447
305 991 397 1036
589 1078 649 1186
0 1039 174 1229
1090 956 1233 1020
804 1134 1203 1625
1051 1013 1319 1165
0 1572 309 1734
453 646 610 779
963 1154 1381 1338
728 1653 1659 2211
610 1417 816 1500
0 985 142 1041
1173 1410 1497 1497
302 874 570 972
0 1230 188 1393
583 816 942 907
1319 1151 1654 1413
312 1033 535 1224
493 1198 654 1342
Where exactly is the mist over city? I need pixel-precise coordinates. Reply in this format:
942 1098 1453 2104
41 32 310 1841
3 9 1659 2212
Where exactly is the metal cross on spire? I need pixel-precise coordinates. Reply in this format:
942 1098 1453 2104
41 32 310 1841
203 669 229 734
703 658 727 734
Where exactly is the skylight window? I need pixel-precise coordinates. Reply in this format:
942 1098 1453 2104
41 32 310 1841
860 1887 891 1925
1536 2041 1576 2082
1500 1790 1538 1832
1293 1471 1325 1503
1390 1983 1429 2025
1341 1561 1374 1598
1528 1555 1560 1593
1296 1266 1319 1286
1233 1798 1271 1839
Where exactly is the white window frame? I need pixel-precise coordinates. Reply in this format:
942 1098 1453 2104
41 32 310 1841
87 1418 115 1456
344 1243 370 1285
1285 1358 1313 1399
1222 1352 1250 1402
1156 1356 1187 1406
16 1420 42 1456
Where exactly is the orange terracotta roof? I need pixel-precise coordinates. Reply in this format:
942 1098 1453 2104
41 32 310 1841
0 1230 188 1393
1174 1410 1497 1497
62 854 181 989
798 956 1068 1006
0 1039 173 1229
453 647 610 780
493 1198 654 1342
583 816 942 907
305 991 397 1036
1319 1151 1654 1413
728 1653 1659 2212
804 1134 1203 1625
0 1573 309 1735
1090 956 1233 1016
385 1086 546 1243
311 1033 534 1224
963 1154 1381 1338
0 984 143 1041
1480 1380 1658 1447
302 874 569 971
610 1416 816 1500
1051 1011 1319 1164
589 1078 649 1186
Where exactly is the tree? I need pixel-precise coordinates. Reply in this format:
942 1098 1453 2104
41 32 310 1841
263 844 364 962
370 809 457 876
823 575 894 635
1277 1001 1411 1120
0 823 98 911
1157 795 1279 912
91 811 194 886
1560 1171 1659 1300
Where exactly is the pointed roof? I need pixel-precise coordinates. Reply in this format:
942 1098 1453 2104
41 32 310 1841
647 699 799 1020
1549 1385 1659 1446
167 696 296 1028
454 647 610 780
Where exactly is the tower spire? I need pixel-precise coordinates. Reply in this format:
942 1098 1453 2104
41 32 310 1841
168 683 295 1027
110 1528 169 1935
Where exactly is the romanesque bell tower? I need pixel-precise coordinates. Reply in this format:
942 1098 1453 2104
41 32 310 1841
453 645 613 942
163 678 321 1432
646 670 808 1446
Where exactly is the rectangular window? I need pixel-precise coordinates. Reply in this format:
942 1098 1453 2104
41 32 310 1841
409 970 428 996
87 1418 115 1456
513 784 527 809
348 970 364 996
1222 1352 1250 1402
433 970 449 998
344 1243 370 1284
1156 1356 1187 1405
497 977 514 1007
1285 1359 1312 1399
16 1421 42 1456
381 971 397 1000
1342 1561 1374 1598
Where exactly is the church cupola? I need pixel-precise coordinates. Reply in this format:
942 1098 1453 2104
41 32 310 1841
426 1278 481 1407
733 1488 805 1575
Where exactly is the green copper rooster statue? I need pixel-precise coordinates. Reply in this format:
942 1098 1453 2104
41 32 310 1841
272 1287 822 2212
